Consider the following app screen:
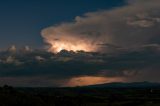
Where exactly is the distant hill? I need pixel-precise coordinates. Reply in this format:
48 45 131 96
83 82 160 88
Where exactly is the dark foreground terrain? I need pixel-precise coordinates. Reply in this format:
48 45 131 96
0 83 160 106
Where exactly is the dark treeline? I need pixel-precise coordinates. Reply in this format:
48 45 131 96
0 85 160 106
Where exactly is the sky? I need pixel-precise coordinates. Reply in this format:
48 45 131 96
0 0 125 50
0 0 160 87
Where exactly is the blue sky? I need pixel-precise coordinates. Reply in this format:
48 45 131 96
0 0 125 50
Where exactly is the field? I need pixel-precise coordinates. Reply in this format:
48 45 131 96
0 85 160 106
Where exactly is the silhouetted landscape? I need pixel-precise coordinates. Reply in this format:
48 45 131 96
0 82 160 106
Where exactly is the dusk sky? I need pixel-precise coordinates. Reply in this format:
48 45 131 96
0 0 160 87
0 0 125 50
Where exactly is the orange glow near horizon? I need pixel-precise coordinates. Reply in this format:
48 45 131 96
65 76 125 87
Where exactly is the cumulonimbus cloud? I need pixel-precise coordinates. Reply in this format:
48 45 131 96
41 0 160 53
0 0 160 87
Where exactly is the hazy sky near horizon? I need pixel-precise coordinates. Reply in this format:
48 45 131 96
0 0 125 50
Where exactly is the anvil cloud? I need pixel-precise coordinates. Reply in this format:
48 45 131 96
41 0 160 53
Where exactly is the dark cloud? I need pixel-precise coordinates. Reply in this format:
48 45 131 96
0 45 159 86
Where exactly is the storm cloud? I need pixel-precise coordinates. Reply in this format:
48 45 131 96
0 44 160 86
41 0 160 53
0 0 160 87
